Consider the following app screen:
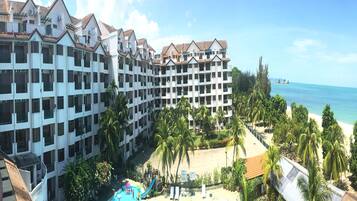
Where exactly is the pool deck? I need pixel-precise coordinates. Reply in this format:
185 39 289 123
146 188 240 201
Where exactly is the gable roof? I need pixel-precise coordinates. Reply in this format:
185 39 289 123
18 0 36 13
161 39 227 56
137 38 147 46
124 29 134 38
81 13 102 35
0 0 10 15
43 0 72 23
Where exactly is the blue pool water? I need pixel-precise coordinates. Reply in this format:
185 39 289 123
271 82 357 124
111 186 143 201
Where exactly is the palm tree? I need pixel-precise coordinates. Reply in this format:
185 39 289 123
216 106 225 130
112 93 129 164
297 131 321 167
227 114 246 164
106 80 118 104
297 160 331 201
173 116 195 184
263 145 283 201
153 116 175 180
176 96 191 118
248 88 265 128
99 108 121 163
323 140 348 181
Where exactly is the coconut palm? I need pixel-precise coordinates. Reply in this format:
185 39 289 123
99 108 121 163
176 96 191 118
216 106 225 130
248 88 265 128
153 116 175 180
297 160 331 201
263 145 283 201
297 131 321 167
106 80 118 103
173 116 195 184
227 114 246 164
323 140 348 181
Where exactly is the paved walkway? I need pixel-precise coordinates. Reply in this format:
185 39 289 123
133 127 267 176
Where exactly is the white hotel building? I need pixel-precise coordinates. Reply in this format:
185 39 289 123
0 0 232 200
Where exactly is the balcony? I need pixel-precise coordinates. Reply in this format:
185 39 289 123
30 162 48 201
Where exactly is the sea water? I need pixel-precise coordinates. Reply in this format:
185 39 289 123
271 82 357 124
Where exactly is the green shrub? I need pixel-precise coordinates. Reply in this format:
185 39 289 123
213 169 220 184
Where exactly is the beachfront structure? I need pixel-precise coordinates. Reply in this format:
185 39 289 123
158 41 232 125
0 0 232 200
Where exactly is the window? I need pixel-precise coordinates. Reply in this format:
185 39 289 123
42 44 54 64
85 137 92 154
45 24 52 35
58 149 65 162
15 42 27 63
74 50 82 66
15 100 29 123
58 175 64 188
94 135 99 145
58 123 64 136
57 70 63 82
42 70 54 91
68 120 75 133
15 70 28 93
67 47 74 57
16 129 29 152
0 131 13 154
31 41 39 53
68 96 74 107
43 124 54 146
94 94 98 104
0 22 6 32
43 98 54 119
94 114 98 124
31 69 39 83
84 52 90 67
93 72 97 82
57 96 64 109
69 144 75 157
93 53 97 61
0 70 12 94
32 99 40 113
56 45 63 55
33 128 40 142
67 70 74 82
0 42 11 63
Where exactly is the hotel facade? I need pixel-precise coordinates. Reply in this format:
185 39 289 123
0 0 232 200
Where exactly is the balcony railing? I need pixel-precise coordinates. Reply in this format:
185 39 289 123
30 162 47 201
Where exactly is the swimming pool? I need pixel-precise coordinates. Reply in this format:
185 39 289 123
111 186 144 201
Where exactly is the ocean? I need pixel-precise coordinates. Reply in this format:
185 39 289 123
271 82 357 125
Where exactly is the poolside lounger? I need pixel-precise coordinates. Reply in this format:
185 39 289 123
202 184 206 198
174 186 180 200
170 186 174 200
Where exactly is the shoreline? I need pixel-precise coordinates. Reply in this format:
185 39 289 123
287 106 354 153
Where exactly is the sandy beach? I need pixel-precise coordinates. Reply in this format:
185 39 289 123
287 107 354 154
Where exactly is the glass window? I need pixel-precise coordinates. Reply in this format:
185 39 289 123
57 96 64 109
15 42 27 63
67 70 73 82
57 69 63 82
16 129 29 152
42 44 53 64
15 70 28 93
58 123 64 136
56 45 63 55
32 99 40 113
67 47 74 57
58 148 65 162
0 42 12 63
0 70 12 94
31 41 39 53
15 99 29 123
32 127 40 142
0 131 13 154
31 69 39 83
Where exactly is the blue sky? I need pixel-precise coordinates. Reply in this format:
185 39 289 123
36 0 357 88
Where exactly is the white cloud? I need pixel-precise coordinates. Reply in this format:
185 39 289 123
124 10 159 39
289 38 357 64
